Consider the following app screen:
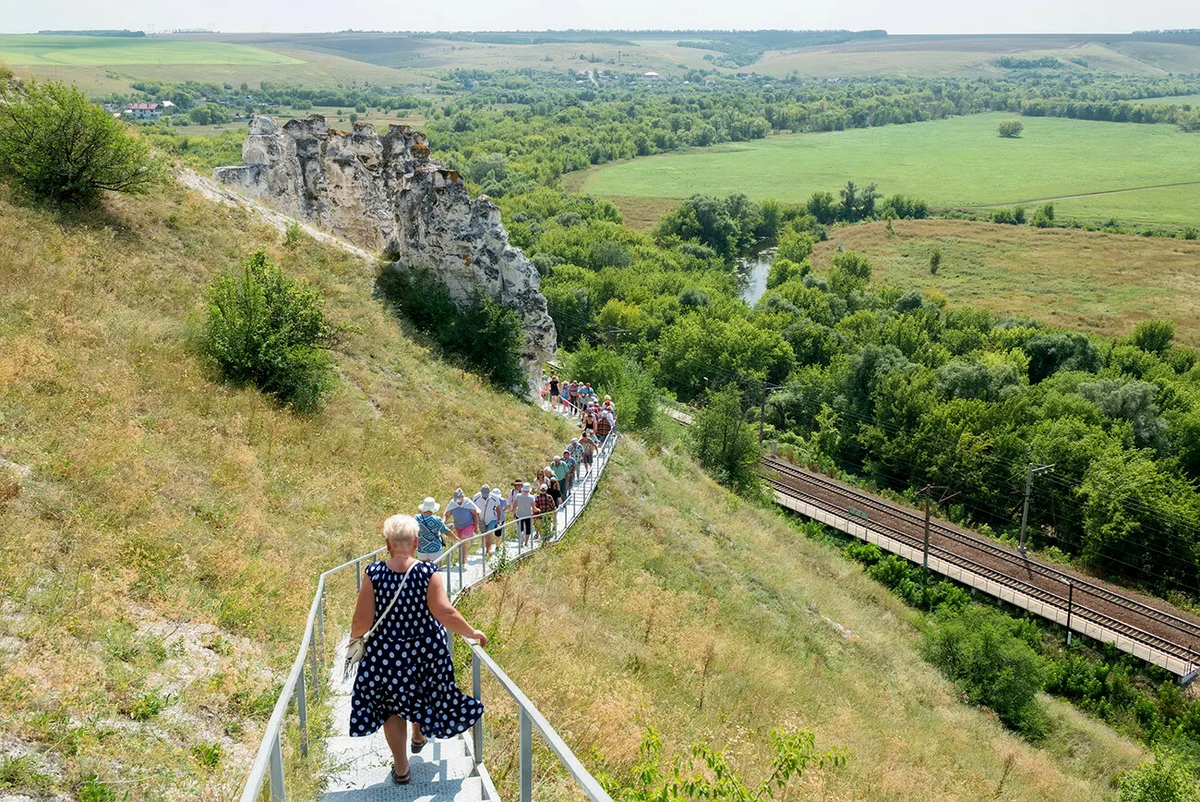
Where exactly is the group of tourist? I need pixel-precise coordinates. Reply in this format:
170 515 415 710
345 375 618 786
543 372 617 441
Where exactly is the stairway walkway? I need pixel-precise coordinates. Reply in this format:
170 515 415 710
320 403 615 801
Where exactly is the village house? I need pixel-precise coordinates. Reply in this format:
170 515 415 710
124 102 162 119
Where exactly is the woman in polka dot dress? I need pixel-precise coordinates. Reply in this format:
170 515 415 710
348 514 487 784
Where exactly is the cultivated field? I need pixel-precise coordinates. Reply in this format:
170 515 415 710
574 113 1200 228
5 39 429 96
179 31 717 76
751 34 1200 78
811 219 1200 346
0 34 300 66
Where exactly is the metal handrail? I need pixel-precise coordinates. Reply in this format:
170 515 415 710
469 643 613 802
239 416 617 801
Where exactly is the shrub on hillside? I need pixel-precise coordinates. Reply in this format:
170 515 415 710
922 605 1050 738
376 266 524 390
203 249 335 411
689 388 762 494
1118 751 1200 802
0 71 160 205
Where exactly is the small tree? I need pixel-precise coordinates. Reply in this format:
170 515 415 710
690 388 762 493
998 119 1025 138
204 249 336 411
929 246 943 275
1129 319 1175 355
0 75 160 205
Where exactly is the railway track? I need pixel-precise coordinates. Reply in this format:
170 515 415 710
761 455 1200 675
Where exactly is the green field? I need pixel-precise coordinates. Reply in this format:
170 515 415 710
577 113 1200 227
0 34 301 66
1140 93 1200 105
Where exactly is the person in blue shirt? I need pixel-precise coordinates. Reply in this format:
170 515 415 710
415 497 451 562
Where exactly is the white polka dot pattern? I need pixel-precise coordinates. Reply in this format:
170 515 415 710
349 561 484 739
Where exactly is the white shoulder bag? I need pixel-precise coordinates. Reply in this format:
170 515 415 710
343 564 413 680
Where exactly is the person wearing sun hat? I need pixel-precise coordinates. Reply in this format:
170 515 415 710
415 497 450 562
472 483 503 558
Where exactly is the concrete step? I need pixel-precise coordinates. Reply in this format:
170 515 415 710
322 774 483 802
322 739 475 795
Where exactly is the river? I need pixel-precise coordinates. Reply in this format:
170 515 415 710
738 249 774 305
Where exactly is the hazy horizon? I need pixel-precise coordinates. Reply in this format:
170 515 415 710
2 0 1197 40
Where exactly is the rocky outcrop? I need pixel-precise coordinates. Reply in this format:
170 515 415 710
214 116 556 387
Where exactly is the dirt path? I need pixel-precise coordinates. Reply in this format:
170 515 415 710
978 179 1200 209
175 169 377 263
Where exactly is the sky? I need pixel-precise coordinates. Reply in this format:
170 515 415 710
2 0 1197 36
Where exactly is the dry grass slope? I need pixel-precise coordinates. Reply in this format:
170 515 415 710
0 180 573 799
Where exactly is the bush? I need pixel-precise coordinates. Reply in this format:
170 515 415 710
922 606 1050 737
998 119 1025 138
929 246 942 275
690 388 762 493
1118 751 1200 802
1130 319 1176 355
1031 202 1056 228
203 249 336 411
377 266 524 390
0 73 159 205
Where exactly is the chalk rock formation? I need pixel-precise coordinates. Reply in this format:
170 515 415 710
214 116 556 386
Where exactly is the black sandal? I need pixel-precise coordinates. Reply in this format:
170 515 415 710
411 736 429 753
390 766 411 784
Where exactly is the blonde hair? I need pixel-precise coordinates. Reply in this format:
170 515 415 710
383 514 418 552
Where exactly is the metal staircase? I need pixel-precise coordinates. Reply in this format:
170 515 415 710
239 400 616 802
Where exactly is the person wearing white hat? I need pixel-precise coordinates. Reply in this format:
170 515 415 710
472 484 503 558
415 498 450 562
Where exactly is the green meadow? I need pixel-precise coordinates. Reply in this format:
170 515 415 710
577 112 1200 227
0 34 301 66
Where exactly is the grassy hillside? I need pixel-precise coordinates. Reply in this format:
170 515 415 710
0 181 575 799
811 219 1200 347
574 113 1200 228
456 437 1145 800
0 177 1146 799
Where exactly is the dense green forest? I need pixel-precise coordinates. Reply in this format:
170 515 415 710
497 186 1200 599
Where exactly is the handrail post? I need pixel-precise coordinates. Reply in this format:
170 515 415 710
316 590 325 664
519 709 532 802
308 632 319 698
472 649 483 764
355 559 361 591
297 664 309 758
269 731 286 802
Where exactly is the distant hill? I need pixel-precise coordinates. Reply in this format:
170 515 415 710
37 29 145 36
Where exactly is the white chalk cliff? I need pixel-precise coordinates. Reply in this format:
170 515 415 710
214 116 556 385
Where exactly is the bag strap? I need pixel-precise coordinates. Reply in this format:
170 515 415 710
363 563 414 644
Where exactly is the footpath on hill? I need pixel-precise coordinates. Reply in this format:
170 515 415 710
176 169 375 262
320 402 617 799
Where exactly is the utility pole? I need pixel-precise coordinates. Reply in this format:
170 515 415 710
920 484 959 579
922 485 932 574
1018 457 1055 557
757 382 782 444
